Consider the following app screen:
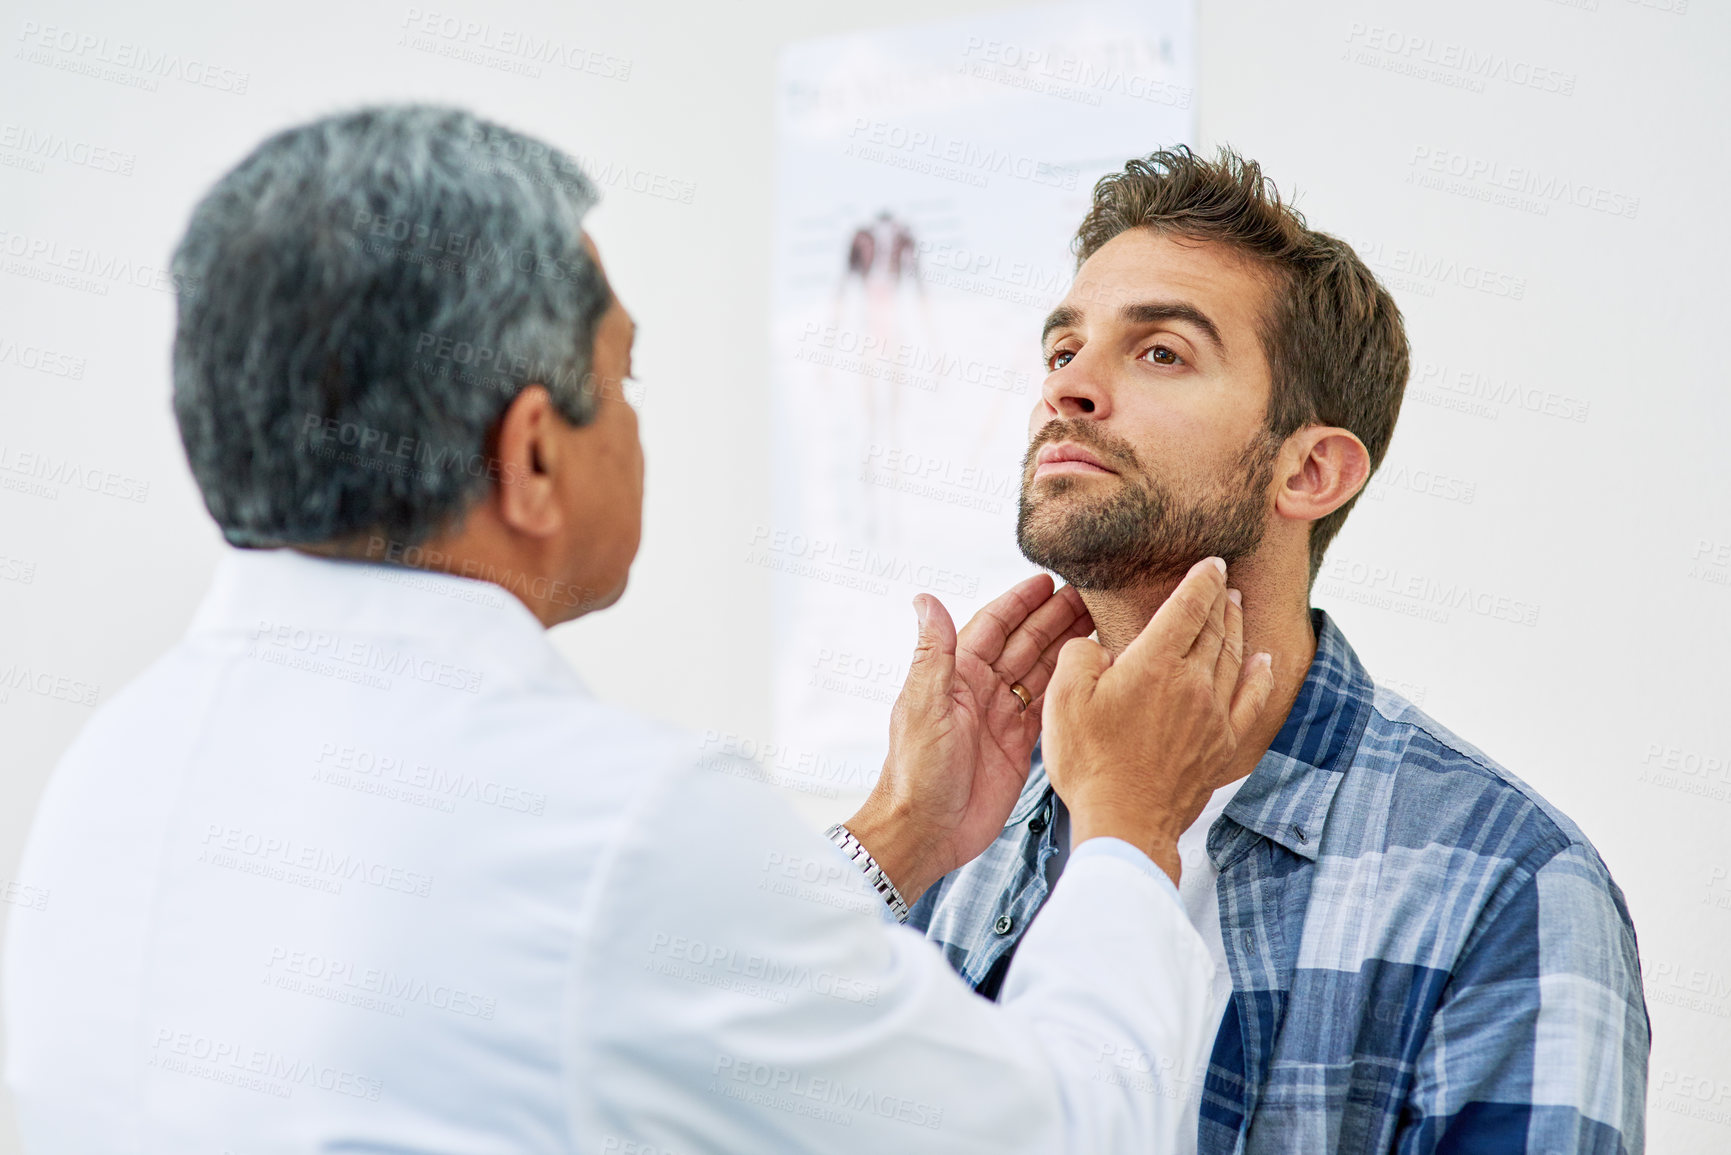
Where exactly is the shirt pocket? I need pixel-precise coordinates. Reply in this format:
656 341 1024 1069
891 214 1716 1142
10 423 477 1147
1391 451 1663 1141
1250 1058 1410 1155
1244 1060 1350 1154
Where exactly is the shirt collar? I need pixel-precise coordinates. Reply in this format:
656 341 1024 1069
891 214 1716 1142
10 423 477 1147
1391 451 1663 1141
188 547 582 697
1217 608 1373 862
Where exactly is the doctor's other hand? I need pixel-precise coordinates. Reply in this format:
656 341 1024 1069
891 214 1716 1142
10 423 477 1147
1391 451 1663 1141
1043 557 1274 888
845 574 1093 906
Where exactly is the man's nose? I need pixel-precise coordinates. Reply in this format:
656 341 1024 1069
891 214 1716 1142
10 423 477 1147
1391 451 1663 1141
1038 354 1110 419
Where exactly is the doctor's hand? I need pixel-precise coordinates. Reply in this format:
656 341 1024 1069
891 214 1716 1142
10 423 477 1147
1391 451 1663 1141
1043 557 1274 888
845 574 1093 906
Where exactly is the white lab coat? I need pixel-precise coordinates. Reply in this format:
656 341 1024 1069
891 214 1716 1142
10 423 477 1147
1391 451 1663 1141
4 548 1215 1153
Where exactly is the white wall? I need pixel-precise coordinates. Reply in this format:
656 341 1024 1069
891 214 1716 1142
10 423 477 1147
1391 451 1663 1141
1 0 1725 1151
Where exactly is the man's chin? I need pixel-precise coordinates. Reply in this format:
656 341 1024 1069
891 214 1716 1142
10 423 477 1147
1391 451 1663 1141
1015 502 1189 592
1019 482 1116 528
1015 527 1108 590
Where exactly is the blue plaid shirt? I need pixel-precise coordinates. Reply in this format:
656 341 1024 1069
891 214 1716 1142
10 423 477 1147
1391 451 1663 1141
909 610 1649 1154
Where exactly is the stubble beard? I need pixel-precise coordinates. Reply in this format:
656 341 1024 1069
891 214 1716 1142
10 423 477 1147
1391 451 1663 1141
1015 422 1282 591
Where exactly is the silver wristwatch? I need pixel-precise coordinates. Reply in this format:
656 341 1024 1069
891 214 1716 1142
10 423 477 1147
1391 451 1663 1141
824 823 911 923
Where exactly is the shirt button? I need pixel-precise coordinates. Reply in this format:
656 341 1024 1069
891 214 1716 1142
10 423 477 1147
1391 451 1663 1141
1292 823 1308 844
1028 808 1049 835
994 914 1015 936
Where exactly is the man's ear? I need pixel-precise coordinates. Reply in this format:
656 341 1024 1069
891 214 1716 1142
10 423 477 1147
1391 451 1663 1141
1273 426 1372 525
492 385 565 538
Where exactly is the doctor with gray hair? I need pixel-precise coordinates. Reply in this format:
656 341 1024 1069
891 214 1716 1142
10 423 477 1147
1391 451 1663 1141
3 106 1272 1154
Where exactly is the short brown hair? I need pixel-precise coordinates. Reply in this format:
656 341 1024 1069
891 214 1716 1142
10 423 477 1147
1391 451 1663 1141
1074 145 1409 584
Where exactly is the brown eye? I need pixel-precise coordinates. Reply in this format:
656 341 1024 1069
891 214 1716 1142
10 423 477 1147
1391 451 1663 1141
1143 345 1182 366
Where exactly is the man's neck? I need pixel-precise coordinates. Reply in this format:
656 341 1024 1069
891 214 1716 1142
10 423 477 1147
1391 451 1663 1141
1078 559 1318 783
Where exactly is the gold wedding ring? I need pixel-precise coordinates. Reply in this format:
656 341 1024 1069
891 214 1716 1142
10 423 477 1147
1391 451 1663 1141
1008 682 1032 711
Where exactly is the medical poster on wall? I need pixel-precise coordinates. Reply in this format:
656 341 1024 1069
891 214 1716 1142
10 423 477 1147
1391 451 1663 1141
769 0 1198 783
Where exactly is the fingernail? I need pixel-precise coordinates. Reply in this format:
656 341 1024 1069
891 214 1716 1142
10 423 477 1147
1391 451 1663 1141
914 598 929 627
1255 652 1272 670
1227 589 1242 607
1209 557 1227 576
